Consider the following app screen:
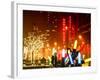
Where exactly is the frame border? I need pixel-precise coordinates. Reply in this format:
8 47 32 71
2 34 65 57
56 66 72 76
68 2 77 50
11 1 97 78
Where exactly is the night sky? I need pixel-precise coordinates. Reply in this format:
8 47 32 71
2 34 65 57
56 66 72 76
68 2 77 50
23 10 91 47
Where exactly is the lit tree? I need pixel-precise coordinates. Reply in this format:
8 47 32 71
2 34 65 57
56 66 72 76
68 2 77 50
24 26 49 61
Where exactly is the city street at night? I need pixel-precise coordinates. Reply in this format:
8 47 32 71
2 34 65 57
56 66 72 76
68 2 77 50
23 10 91 69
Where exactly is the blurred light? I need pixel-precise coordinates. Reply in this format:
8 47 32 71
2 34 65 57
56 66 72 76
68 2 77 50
24 47 28 60
82 41 85 44
68 49 70 54
48 56 52 65
62 18 66 24
64 45 66 48
57 50 62 61
54 26 57 28
78 35 82 39
54 42 57 46
77 45 80 51
52 48 57 56
64 55 69 63
68 52 74 64
74 40 78 49
47 34 50 36
80 41 85 51
62 28 65 31
46 43 50 47
62 18 66 45
78 52 82 64
85 58 91 63
42 43 44 47
65 26 68 30
52 29 56 32
24 46 28 54
82 54 85 59
62 49 66 57
58 46 60 50
46 30 50 32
